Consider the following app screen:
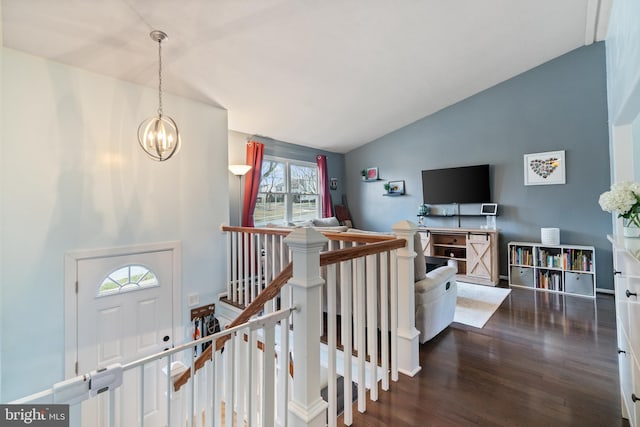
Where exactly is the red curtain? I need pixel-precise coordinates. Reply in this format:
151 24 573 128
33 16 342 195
317 154 333 218
242 141 264 227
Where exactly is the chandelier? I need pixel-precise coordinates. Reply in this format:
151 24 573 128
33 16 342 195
138 30 180 161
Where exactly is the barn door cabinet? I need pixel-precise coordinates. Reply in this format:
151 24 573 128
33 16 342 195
418 227 499 286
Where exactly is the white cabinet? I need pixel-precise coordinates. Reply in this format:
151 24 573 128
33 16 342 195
507 241 595 297
609 235 640 426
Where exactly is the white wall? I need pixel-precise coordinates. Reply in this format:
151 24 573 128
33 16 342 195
605 0 640 236
606 0 640 125
0 48 229 401
228 130 248 226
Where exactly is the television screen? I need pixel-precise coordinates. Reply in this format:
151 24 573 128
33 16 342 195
422 164 491 204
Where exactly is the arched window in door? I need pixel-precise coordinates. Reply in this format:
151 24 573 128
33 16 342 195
97 264 158 297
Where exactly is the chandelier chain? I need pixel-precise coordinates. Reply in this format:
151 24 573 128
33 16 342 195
157 37 163 117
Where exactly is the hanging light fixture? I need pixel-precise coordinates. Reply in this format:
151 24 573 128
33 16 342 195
138 30 180 161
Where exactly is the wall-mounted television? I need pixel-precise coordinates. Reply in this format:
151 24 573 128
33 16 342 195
421 164 491 204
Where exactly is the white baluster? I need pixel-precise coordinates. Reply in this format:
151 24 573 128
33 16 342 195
366 254 378 402
244 232 250 307
327 264 337 427
251 232 257 304
232 232 238 305
224 336 235 427
339 242 353 425
355 257 366 413
390 250 399 382
262 324 276 427
226 232 232 305
277 316 290 427
380 251 390 391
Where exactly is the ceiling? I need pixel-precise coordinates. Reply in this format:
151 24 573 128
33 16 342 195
1 1 611 153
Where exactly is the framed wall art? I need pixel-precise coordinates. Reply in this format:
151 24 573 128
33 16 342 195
361 167 379 181
524 150 566 186
330 178 338 190
387 180 405 195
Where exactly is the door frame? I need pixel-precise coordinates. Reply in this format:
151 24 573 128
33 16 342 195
64 241 182 379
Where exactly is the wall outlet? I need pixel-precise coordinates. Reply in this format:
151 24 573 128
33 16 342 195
187 293 199 307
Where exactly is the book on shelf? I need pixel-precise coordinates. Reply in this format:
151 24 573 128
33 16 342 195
511 246 533 266
537 270 562 291
563 249 593 272
538 248 561 268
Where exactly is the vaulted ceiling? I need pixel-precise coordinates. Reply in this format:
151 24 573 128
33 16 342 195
1 1 611 153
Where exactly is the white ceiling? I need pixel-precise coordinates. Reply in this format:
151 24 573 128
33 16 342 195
1 0 611 153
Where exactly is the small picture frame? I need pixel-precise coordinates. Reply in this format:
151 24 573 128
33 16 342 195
481 203 497 215
366 167 379 181
330 178 338 190
388 180 405 195
524 150 566 186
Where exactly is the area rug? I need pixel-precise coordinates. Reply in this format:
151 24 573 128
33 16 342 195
453 282 511 328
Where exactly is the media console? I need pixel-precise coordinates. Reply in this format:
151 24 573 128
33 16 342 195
417 226 499 286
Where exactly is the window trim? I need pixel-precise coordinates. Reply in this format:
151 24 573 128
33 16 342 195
256 156 320 225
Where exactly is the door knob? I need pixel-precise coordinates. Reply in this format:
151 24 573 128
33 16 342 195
163 335 170 342
633 393 639 403
626 289 637 298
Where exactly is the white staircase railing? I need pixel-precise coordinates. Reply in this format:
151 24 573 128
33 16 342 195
12 306 295 427
12 221 421 427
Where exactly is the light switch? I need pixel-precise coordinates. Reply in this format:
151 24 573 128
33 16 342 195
188 293 199 307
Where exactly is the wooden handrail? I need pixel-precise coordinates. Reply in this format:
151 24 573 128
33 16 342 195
221 225 292 236
220 224 397 244
174 229 407 392
320 238 405 266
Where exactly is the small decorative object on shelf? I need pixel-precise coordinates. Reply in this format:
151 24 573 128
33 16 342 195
540 227 560 245
383 180 405 196
361 167 379 181
624 217 640 238
417 204 429 224
599 181 640 237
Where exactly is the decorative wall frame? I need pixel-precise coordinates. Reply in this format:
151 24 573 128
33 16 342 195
387 180 405 195
364 167 379 181
524 150 566 186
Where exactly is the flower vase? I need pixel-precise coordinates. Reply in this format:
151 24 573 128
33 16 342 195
624 215 640 238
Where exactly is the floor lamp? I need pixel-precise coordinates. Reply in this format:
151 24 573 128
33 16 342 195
228 164 252 226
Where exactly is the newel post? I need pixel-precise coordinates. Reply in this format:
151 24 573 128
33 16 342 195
392 220 422 376
284 228 329 427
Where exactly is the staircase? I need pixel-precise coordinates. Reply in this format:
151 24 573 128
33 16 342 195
12 221 422 427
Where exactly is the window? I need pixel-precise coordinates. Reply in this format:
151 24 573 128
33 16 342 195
97 264 159 297
253 158 319 226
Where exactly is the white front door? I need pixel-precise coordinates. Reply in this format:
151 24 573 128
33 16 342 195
74 248 176 426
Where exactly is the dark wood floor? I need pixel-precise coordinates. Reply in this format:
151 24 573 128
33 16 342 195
343 285 629 427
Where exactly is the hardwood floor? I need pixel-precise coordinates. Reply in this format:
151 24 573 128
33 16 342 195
343 285 629 427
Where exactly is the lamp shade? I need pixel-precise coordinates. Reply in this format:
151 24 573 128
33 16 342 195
228 164 252 176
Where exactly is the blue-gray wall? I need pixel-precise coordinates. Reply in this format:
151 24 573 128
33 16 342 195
345 43 612 290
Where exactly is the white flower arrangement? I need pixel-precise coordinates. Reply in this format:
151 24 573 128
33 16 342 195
599 181 640 227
